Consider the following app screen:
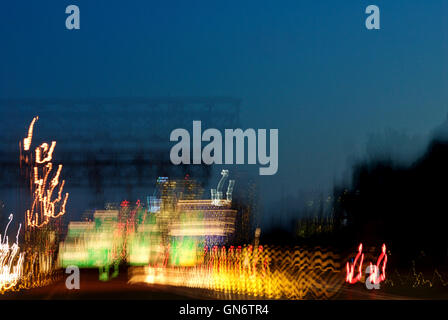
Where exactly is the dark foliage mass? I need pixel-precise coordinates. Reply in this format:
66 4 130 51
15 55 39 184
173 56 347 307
334 139 448 267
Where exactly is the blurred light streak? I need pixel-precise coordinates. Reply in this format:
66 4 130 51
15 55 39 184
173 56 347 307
23 116 38 151
21 117 69 228
345 243 387 285
0 215 24 293
369 243 387 285
129 245 343 299
345 243 364 284
16 117 69 290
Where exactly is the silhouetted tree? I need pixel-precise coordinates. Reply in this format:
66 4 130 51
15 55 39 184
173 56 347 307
334 139 448 267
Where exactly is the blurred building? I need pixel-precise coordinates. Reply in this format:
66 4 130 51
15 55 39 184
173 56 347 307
59 173 239 271
0 97 240 217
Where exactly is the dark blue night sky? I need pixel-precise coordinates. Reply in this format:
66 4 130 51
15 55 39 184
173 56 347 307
1 1 448 226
